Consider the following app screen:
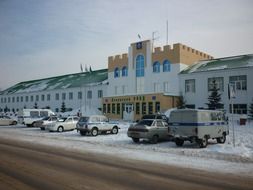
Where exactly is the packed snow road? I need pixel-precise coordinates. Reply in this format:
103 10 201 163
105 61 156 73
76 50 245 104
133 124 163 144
1 138 253 190
0 122 252 177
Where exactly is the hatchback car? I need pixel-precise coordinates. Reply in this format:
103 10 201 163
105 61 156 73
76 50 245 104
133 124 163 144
127 118 171 143
46 116 79 132
0 115 17 126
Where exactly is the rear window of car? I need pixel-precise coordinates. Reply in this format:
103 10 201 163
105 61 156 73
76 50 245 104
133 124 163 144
137 120 153 126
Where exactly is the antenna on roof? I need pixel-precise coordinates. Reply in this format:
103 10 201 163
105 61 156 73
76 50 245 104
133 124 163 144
166 20 168 45
138 34 142 41
152 31 159 51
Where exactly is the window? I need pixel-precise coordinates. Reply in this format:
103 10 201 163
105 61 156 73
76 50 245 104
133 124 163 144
117 103 120 115
98 90 103 98
153 61 160 73
155 102 160 113
16 97 19 102
87 91 92 99
103 104 106 113
229 75 247 90
148 102 153 114
142 102 146 114
136 55 145 77
62 93 66 100
30 96 34 102
69 92 73 100
25 96 28 102
107 104 111 113
78 92 82 99
21 96 23 102
36 95 39 101
122 66 128 77
230 104 247 114
185 79 195 93
163 82 169 92
154 83 160 92
112 103 115 114
47 94 50 101
41 94 45 101
114 68 120 78
208 77 224 91
12 97 15 103
8 97 10 103
55 93 59 100
163 60 171 72
136 102 140 114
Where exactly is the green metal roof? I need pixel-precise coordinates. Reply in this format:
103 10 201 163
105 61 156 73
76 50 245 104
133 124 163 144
180 54 253 74
1 69 108 95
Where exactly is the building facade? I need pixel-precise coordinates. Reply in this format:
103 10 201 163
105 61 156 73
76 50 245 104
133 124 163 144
0 69 108 115
103 40 212 121
179 54 253 115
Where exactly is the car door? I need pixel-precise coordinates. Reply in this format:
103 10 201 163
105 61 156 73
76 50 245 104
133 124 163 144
156 120 168 139
65 117 73 130
100 116 109 131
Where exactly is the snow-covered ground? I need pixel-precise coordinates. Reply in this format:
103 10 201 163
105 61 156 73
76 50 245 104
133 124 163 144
0 120 252 177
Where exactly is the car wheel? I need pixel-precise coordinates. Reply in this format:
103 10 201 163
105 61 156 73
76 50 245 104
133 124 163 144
217 133 226 144
175 138 184 146
111 126 118 134
199 136 208 148
32 122 36 127
80 131 87 136
151 135 159 144
57 126 64 132
132 138 139 143
12 121 17 125
91 128 98 136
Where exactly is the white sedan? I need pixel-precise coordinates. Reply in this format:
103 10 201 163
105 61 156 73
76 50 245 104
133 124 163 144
46 116 79 132
0 115 18 126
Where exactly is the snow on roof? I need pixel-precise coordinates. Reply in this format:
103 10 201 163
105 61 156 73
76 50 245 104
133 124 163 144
1 69 108 95
180 54 253 74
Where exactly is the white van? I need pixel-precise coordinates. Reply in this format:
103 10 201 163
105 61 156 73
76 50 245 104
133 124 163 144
18 109 55 127
169 109 229 148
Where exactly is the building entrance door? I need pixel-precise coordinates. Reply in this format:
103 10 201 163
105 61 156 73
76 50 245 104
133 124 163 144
123 103 134 121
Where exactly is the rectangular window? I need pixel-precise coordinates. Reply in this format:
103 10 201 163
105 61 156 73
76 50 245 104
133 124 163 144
98 90 103 98
21 96 23 102
117 103 120 115
0 98 2 103
16 97 19 102
55 93 59 100
107 104 111 113
30 96 34 102
229 75 247 90
148 102 153 114
136 102 140 115
87 91 92 99
229 104 247 114
4 97 7 103
112 103 115 114
62 93 66 100
208 77 224 91
41 94 45 101
8 97 10 103
47 94 50 101
154 83 160 92
78 92 82 99
12 97 15 103
155 102 160 113
185 79 195 93
163 82 169 92
36 95 39 101
25 96 28 102
142 102 146 115
103 104 107 113
69 92 73 100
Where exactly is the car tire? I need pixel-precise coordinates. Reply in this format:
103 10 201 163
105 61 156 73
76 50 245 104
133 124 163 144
12 121 17 125
132 138 139 143
91 128 98 136
57 126 64 132
175 138 184 146
217 133 226 144
80 131 87 136
199 136 208 148
151 135 159 144
111 126 118 134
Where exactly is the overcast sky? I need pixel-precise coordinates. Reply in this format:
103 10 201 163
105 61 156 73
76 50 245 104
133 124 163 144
0 0 253 90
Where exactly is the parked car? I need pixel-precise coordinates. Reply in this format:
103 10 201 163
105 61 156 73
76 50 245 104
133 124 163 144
33 116 58 130
46 116 79 132
127 118 171 143
18 108 55 127
76 115 119 136
0 115 18 125
169 109 229 148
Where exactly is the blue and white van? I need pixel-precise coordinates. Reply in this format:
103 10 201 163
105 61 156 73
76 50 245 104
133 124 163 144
169 109 229 148
18 109 55 127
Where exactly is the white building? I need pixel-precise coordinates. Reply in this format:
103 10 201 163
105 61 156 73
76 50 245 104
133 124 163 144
179 54 253 114
0 69 108 115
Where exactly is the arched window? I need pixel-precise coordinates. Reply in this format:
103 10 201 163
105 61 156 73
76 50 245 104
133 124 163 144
122 66 128 77
153 61 160 73
114 67 120 78
136 55 144 77
163 60 171 72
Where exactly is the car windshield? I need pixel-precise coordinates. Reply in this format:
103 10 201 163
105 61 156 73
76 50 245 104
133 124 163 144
137 120 153 126
58 117 67 122
42 116 50 120
79 117 89 122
